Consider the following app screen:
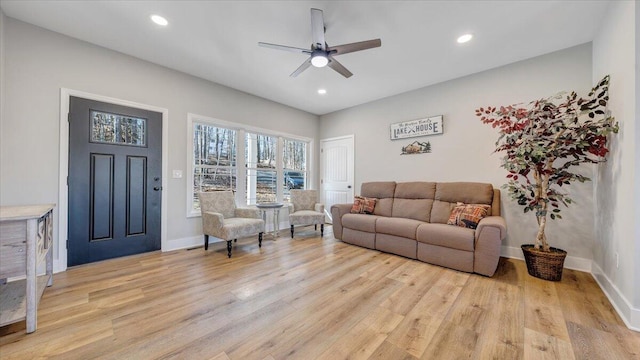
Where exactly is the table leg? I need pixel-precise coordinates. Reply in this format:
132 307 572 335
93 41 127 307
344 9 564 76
273 209 280 237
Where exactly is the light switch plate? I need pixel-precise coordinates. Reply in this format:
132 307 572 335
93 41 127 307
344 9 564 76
172 170 183 179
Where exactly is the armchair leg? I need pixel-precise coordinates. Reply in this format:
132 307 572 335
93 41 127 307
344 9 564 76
321 224 324 237
315 224 317 231
290 225 294 238
227 240 233 258
259 232 263 247
204 235 209 250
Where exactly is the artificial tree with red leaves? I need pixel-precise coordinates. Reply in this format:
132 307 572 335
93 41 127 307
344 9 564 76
476 75 618 253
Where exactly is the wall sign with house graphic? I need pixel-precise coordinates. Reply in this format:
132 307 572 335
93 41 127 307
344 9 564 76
390 115 443 140
391 115 442 154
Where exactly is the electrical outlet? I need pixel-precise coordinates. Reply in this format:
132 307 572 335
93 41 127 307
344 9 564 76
172 170 183 179
615 252 619 269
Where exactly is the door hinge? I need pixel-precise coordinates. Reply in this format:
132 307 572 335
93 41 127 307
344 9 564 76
67 113 71 122
66 176 69 186
66 240 69 249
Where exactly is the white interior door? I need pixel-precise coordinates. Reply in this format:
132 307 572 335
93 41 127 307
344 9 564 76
320 135 354 223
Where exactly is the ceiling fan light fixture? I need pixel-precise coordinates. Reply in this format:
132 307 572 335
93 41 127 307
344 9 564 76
311 54 328 68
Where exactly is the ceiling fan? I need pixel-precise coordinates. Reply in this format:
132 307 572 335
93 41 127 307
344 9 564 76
258 8 381 78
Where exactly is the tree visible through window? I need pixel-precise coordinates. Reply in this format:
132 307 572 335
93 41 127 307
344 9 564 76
188 114 310 214
283 139 307 202
192 124 236 210
246 133 277 204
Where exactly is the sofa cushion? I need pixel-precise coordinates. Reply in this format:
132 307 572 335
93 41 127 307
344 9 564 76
389 181 436 222
416 223 475 252
361 182 396 217
350 196 377 214
376 217 423 239
430 200 457 224
393 181 436 199
392 199 433 222
447 203 491 229
342 213 380 232
430 182 494 223
361 182 396 198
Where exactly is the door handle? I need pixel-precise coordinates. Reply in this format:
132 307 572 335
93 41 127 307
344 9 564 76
347 185 352 189
153 186 163 191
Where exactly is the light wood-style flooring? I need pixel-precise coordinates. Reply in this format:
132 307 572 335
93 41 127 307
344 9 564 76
1 226 639 359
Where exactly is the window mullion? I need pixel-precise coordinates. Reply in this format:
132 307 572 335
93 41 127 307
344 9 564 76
236 129 246 206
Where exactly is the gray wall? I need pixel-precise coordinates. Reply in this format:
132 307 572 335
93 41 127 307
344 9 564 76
0 18 319 262
320 44 596 261
592 0 639 319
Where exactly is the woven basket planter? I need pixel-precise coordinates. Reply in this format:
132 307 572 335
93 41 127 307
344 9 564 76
521 244 567 281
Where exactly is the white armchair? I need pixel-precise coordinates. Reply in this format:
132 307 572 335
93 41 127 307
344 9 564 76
288 189 325 238
199 191 265 257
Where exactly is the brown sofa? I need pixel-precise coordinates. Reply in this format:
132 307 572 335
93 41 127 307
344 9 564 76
330 181 507 276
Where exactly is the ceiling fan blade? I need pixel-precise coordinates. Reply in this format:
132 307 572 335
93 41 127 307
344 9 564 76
310 8 326 50
258 42 312 55
329 39 382 56
327 57 353 78
290 58 312 77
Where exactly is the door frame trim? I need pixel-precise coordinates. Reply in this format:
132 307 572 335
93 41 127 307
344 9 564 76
58 88 168 272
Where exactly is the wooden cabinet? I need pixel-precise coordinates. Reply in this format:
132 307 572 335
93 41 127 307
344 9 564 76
0 204 55 333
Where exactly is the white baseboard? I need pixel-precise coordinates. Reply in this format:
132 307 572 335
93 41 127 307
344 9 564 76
500 245 592 272
502 245 639 332
591 262 640 331
164 235 221 252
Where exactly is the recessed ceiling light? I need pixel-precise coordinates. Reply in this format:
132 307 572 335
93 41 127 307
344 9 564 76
317 89 327 95
150 15 168 26
457 34 473 44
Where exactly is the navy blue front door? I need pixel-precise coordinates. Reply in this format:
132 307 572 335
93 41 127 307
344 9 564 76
68 97 162 266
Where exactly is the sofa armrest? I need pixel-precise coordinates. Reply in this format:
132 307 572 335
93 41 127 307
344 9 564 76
330 203 353 240
235 207 261 219
473 216 507 277
475 216 507 241
314 203 325 214
202 211 224 236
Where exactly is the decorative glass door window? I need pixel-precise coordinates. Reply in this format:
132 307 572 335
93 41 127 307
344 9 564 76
91 110 146 147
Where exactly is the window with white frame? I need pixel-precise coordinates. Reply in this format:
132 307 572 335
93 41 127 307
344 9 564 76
191 123 237 211
283 138 307 202
245 133 278 205
188 114 311 215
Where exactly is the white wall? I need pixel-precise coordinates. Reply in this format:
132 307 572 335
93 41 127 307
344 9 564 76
592 0 639 329
320 44 596 264
0 18 319 264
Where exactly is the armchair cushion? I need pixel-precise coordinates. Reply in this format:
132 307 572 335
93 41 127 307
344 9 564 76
218 218 265 240
235 207 261 219
289 210 324 226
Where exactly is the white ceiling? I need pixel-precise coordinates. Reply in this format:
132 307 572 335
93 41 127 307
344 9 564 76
1 1 611 115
